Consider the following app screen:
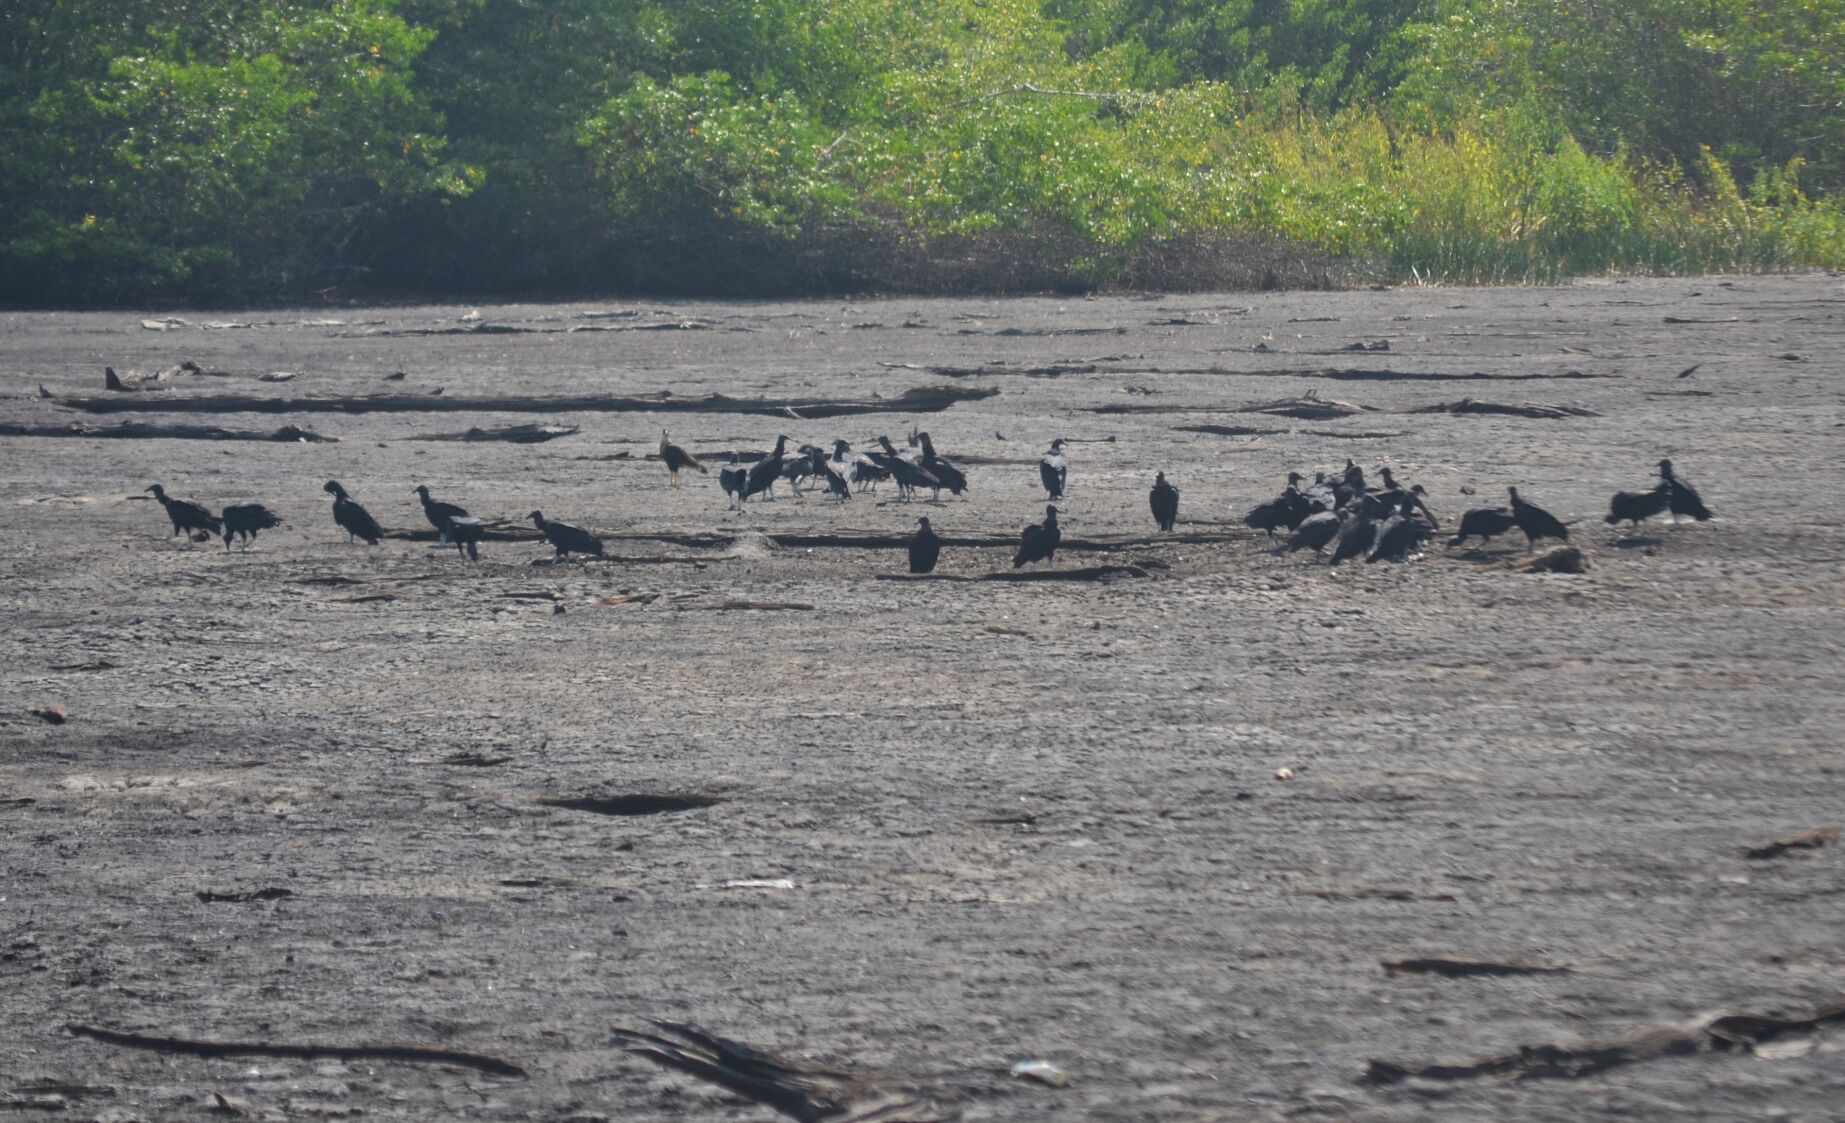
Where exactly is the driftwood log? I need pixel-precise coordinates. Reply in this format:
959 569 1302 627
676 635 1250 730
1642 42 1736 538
57 385 999 418
408 422 579 443
0 421 337 442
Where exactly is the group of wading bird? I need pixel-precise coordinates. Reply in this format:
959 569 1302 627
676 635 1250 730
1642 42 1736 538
140 426 1712 573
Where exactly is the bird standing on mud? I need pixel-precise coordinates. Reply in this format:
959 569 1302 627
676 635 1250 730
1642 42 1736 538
413 485 470 543
1449 506 1518 549
1508 487 1569 548
742 435 790 501
1606 481 1670 528
659 429 706 487
1149 472 1179 532
908 517 941 573
719 454 748 509
1014 505 1062 568
915 432 968 499
1658 459 1712 522
146 484 221 545
324 481 383 544
530 511 603 559
1039 439 1068 499
220 503 283 552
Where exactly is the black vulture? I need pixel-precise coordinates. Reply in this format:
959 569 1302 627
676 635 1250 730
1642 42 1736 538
1367 494 1431 563
530 511 602 559
659 429 706 487
1013 505 1062 568
874 436 940 500
1039 439 1068 499
414 485 470 542
742 435 790 501
145 484 222 543
908 516 941 573
1508 486 1569 547
1389 483 1440 529
1449 506 1517 548
1341 458 1366 492
915 432 969 498
820 460 852 501
1149 472 1179 532
719 454 748 509
220 503 284 552
1245 474 1314 541
778 445 825 495
1658 459 1713 521
830 440 883 493
1328 505 1383 565
1606 481 1670 527
1286 510 1342 555
324 481 383 544
1303 472 1337 512
446 516 483 561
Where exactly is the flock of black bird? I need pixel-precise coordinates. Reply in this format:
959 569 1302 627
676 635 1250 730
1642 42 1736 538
141 424 1712 575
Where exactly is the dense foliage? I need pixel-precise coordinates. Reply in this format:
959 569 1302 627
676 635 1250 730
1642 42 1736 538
4 0 1842 302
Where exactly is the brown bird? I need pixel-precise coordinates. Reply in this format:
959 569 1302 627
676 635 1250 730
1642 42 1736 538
659 428 706 487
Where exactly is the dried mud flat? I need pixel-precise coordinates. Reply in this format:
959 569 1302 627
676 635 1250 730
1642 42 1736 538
2 275 1843 1122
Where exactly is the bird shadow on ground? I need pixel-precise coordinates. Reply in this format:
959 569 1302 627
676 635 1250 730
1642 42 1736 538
1607 535 1665 549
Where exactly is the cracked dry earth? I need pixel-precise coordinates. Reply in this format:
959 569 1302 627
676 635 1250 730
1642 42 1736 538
2 273 1843 1122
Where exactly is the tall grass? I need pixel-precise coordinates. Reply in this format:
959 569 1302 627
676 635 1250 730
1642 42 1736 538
1178 107 1845 282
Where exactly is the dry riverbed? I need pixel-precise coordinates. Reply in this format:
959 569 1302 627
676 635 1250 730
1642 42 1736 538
2 274 1843 1121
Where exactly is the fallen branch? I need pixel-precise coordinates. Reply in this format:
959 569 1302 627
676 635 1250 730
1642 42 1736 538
876 564 1151 582
1364 1001 1845 1085
1746 826 1836 860
58 385 999 418
1412 398 1600 419
66 1024 527 1078
1383 957 1571 978
0 421 336 442
409 423 579 443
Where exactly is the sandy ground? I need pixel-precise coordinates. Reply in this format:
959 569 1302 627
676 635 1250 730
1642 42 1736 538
2 274 1843 1122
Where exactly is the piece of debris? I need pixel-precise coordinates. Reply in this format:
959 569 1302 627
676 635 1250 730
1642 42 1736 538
679 601 815 612
104 366 138 392
984 625 1033 638
436 753 511 767
31 706 67 725
719 879 797 891
1342 340 1391 351
1521 547 1588 574
209 1090 253 1117
52 660 119 672
1412 399 1600 419
1010 1060 1070 1088
1295 887 1458 903
1676 363 1702 379
67 1024 527 1078
595 593 661 607
257 371 297 383
1274 767 1295 781
409 422 580 444
610 1019 957 1123
1364 1001 1845 1085
1383 958 1571 978
195 888 292 903
1745 826 1836 860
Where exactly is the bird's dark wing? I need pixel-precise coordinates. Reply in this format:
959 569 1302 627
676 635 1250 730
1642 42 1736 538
338 499 384 542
